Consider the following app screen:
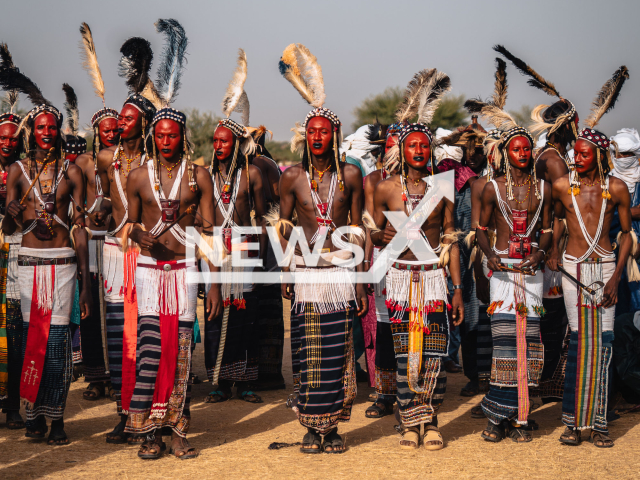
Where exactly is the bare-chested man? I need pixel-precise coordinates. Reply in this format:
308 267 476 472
2 100 90 446
549 120 632 448
95 43 157 442
372 120 463 450
203 118 267 405
476 124 552 443
125 100 217 459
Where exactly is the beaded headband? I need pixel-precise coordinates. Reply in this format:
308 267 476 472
577 127 610 151
303 107 341 130
217 118 247 137
64 136 87 155
26 104 62 126
0 112 22 127
500 126 533 149
151 107 186 127
397 123 433 145
123 94 157 122
91 107 119 128
386 121 407 139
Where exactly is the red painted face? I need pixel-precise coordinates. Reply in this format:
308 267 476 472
306 116 333 157
507 136 532 169
403 132 431 169
573 139 598 174
0 123 19 160
33 113 59 151
154 119 183 161
117 104 142 140
213 126 235 161
385 135 398 154
98 117 119 148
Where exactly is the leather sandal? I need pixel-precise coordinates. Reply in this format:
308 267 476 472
138 434 166 460
423 425 444 450
399 426 420 449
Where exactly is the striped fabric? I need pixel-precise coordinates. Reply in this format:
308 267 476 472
374 321 397 400
481 313 543 425
21 324 72 422
0 243 8 399
295 301 356 434
204 291 260 383
532 297 568 400
390 308 448 427
0 300 23 410
575 301 603 428
476 305 492 382
290 301 301 394
562 331 613 433
125 316 193 437
105 302 125 413
81 274 109 382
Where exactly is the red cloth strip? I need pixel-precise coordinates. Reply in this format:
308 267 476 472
120 249 139 413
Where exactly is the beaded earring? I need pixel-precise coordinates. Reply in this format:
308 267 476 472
307 139 316 191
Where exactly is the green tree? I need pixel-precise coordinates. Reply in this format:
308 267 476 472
352 88 468 131
184 108 220 164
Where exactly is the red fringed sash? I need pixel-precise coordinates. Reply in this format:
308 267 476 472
20 266 54 405
120 249 139 414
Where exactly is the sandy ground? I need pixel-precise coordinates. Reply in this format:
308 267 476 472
1 300 640 480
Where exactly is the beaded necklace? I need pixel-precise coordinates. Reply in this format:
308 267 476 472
159 160 181 179
114 148 142 177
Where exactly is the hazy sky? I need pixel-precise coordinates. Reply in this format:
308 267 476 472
1 0 638 141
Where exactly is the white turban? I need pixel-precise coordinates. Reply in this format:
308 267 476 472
434 128 463 164
340 125 379 176
610 128 640 194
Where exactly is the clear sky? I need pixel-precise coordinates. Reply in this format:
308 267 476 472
0 0 638 140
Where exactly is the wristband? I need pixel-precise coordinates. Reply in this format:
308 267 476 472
452 284 463 290
476 225 489 231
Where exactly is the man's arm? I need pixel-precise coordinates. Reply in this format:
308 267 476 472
249 164 268 264
476 181 500 271
125 168 157 250
521 181 552 270
277 168 298 299
68 164 91 319
344 164 367 317
363 174 377 272
442 197 463 326
603 178 632 307
470 177 489 302
547 178 568 271
370 179 395 247
2 162 25 234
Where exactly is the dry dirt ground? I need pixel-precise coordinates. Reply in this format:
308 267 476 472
1 300 640 479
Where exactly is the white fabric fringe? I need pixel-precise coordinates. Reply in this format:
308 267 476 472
103 236 125 303
292 265 356 315
489 258 543 316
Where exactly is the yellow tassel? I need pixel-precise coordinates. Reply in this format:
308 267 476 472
602 191 612 200
568 186 580 196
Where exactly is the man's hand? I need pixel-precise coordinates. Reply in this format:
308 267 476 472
6 200 25 218
206 285 223 320
486 254 502 272
546 248 561 272
520 251 544 272
79 287 92 320
381 223 397 245
476 274 490 304
601 277 619 308
356 283 368 317
93 208 109 227
281 282 293 300
133 230 158 250
451 289 464 326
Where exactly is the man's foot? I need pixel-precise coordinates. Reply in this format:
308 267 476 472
443 360 462 374
107 383 117 402
25 416 47 439
322 428 346 453
83 382 106 401
460 381 479 397
470 404 486 419
300 428 322 454
106 419 129 444
127 434 147 445
6 411 25 430
72 364 84 382
365 400 394 418
170 434 199 459
47 419 70 446
138 433 165 460
238 390 263 404
423 425 444 450
508 423 533 443
589 431 614 448
399 426 420 449
481 421 506 443
205 388 232 403
559 426 581 446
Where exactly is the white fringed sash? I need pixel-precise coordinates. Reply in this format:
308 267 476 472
489 258 543 317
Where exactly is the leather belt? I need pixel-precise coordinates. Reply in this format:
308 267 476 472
18 255 77 267
137 261 188 272
392 262 441 271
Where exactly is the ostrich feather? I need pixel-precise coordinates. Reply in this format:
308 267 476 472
494 45 560 98
584 66 629 129
62 83 79 135
395 69 436 123
0 43 19 111
221 48 248 118
79 23 106 106
278 43 325 108
416 70 451 125
464 98 517 131
0 66 49 107
234 91 250 126
492 58 508 109
154 18 188 107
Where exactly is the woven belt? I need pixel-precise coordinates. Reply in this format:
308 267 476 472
138 261 188 272
18 255 77 267
392 262 441 271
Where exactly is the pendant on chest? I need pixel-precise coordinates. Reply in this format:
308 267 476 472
508 235 531 259
221 191 231 205
160 198 180 223
317 202 328 216
512 209 528 235
223 227 232 252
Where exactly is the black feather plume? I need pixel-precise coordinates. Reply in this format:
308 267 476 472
492 58 508 109
62 83 79 135
493 45 560 98
154 18 188 106
118 37 154 94
0 66 49 107
585 66 630 128
0 43 20 110
463 98 487 114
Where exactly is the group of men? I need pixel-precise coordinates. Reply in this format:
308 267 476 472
0 23 637 460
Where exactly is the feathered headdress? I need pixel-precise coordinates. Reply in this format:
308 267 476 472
0 43 20 116
79 23 105 108
494 45 577 141
383 69 451 177
118 37 161 114
62 83 87 156
573 66 629 200
154 18 188 109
